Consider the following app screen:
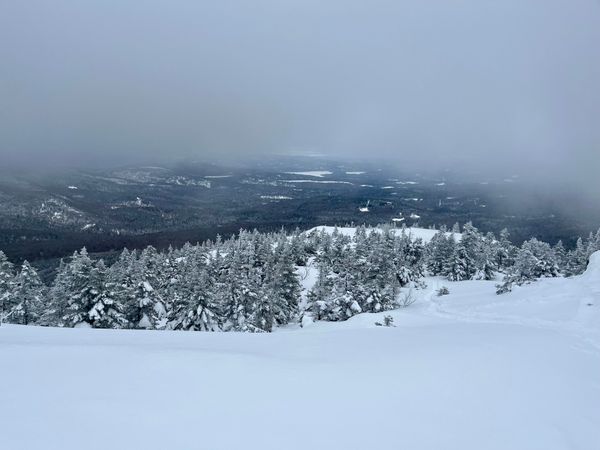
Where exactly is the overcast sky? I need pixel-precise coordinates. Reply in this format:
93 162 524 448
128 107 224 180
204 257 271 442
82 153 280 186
1 0 599 190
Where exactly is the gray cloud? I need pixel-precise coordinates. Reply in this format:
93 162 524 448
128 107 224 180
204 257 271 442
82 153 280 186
1 0 599 191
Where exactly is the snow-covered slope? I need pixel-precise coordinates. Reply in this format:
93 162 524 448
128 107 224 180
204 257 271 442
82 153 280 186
421 251 600 350
1 256 599 450
307 225 461 243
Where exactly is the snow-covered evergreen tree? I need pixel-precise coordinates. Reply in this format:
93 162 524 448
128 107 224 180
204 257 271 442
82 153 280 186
87 260 126 328
523 238 559 278
106 249 139 328
460 222 484 279
445 243 473 282
330 275 363 321
426 229 453 275
553 240 568 273
220 240 263 332
133 280 166 329
496 238 559 294
41 259 70 326
0 251 15 325
566 237 589 276
496 228 515 270
473 232 497 280
178 269 220 331
62 249 109 327
134 246 167 329
267 241 301 325
364 228 397 309
305 258 335 320
496 248 537 294
394 230 425 284
10 261 45 325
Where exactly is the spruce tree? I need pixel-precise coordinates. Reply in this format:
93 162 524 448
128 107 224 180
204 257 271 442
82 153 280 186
178 269 220 331
42 259 70 326
496 238 559 294
62 249 104 327
10 261 45 325
566 238 588 276
134 246 167 328
426 231 449 275
268 243 301 326
0 251 15 325
107 249 139 328
496 228 514 270
88 260 126 328
446 243 472 282
553 240 567 273
306 259 335 320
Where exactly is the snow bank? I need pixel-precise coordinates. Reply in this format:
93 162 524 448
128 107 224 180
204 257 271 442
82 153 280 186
581 250 600 282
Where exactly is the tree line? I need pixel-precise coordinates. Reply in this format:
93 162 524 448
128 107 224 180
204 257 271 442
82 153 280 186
1 224 599 331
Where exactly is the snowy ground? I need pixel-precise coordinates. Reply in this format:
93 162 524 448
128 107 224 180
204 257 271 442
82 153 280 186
2 258 600 449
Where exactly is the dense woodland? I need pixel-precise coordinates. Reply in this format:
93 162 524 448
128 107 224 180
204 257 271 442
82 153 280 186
1 223 599 332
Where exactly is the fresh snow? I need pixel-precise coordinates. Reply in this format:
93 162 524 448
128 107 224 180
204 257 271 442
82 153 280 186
2 252 600 450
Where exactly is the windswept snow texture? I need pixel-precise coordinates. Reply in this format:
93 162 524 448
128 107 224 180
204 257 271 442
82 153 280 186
2 256 600 450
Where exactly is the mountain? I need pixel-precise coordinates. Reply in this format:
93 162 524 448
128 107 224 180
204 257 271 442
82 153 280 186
2 158 597 265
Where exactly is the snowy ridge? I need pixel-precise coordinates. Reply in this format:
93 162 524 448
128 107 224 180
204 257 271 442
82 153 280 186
307 225 461 243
